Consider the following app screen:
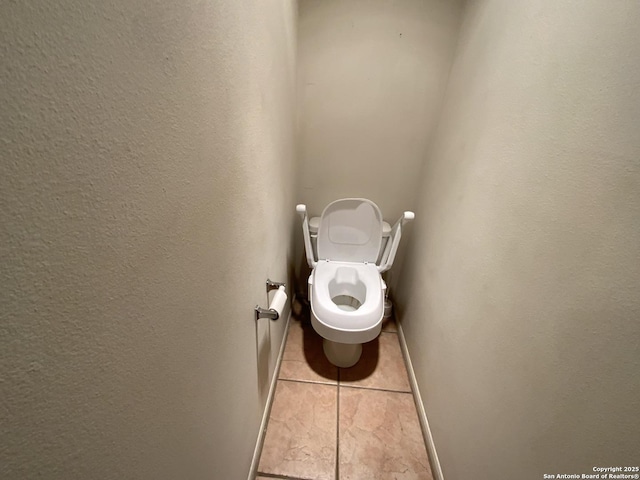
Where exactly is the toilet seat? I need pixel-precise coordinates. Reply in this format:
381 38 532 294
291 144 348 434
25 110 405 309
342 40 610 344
310 261 385 344
309 198 386 345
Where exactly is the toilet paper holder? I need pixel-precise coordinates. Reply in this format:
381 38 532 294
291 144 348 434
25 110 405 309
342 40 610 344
266 279 285 292
255 306 279 321
255 279 287 321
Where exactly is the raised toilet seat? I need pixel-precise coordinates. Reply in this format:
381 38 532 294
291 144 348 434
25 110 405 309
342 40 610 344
309 261 385 344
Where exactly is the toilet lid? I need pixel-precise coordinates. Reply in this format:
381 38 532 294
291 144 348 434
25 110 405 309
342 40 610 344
317 198 383 263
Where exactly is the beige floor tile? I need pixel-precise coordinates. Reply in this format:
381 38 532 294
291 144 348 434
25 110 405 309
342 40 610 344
258 381 337 480
339 332 411 392
339 387 432 480
279 319 338 384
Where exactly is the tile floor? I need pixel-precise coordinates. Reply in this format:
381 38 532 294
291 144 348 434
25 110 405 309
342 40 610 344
256 315 433 480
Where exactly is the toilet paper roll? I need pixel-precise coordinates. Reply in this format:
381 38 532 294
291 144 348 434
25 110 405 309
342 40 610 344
269 286 287 318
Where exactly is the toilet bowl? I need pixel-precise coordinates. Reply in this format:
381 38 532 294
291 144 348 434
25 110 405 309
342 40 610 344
297 198 414 368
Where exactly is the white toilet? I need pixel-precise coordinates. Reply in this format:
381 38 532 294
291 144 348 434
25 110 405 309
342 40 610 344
296 198 414 367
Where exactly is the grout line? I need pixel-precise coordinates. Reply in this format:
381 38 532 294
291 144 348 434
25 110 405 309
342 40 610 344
278 377 338 387
255 472 316 480
278 376 411 395
338 384 413 395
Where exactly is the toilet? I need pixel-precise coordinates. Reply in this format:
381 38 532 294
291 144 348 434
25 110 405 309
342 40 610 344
296 199 414 367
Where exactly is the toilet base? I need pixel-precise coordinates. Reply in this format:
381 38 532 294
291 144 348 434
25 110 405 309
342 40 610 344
323 339 362 368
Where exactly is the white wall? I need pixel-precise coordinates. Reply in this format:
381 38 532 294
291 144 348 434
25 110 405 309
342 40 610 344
296 0 462 222
396 0 640 478
0 1 296 479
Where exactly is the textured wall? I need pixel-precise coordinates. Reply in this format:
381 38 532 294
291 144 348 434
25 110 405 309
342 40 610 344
296 0 462 221
395 0 640 478
0 1 296 479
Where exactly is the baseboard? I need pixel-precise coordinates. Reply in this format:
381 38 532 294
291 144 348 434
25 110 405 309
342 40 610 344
247 301 292 480
396 322 445 480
